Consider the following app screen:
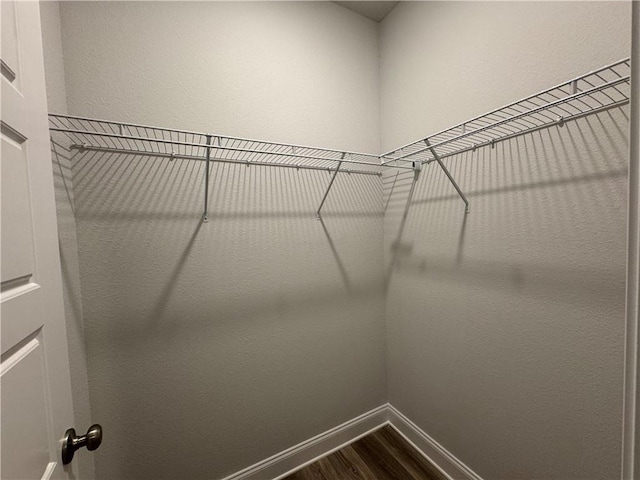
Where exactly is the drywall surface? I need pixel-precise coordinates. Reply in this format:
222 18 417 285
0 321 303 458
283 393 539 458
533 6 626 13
380 2 630 479
39 3 95 479
56 2 385 479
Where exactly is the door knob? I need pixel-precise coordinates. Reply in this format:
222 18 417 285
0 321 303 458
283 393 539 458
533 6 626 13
62 424 102 465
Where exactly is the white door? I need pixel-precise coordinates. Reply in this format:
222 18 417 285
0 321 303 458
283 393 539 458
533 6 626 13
1 1 77 479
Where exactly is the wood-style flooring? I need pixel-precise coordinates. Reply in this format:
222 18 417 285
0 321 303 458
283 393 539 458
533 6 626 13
283 425 447 480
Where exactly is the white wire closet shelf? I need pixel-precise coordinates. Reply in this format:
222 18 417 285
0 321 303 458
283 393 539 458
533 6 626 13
382 58 631 168
48 114 389 220
49 57 631 220
47 115 387 175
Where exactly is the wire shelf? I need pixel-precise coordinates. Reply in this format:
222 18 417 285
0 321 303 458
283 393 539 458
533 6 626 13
48 58 632 219
48 114 386 177
381 58 631 166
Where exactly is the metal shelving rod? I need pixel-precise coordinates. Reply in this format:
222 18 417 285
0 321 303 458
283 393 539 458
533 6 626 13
68 144 382 177
52 127 383 169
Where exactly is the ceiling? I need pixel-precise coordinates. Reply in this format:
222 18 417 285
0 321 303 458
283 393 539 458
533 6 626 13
333 1 400 22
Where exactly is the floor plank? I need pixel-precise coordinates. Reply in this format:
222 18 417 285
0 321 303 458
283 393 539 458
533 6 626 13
285 459 331 480
283 425 444 480
374 427 448 480
350 433 415 479
337 445 379 480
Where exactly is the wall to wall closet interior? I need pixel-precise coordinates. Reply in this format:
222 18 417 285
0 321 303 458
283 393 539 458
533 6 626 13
40 2 631 480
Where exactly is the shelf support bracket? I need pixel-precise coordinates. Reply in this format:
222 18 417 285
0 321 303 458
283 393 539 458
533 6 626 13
383 171 400 215
424 139 469 214
203 135 212 222
316 158 343 220
397 161 421 234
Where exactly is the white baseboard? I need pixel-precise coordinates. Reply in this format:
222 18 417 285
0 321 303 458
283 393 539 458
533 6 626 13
221 404 388 480
221 403 482 480
387 404 482 480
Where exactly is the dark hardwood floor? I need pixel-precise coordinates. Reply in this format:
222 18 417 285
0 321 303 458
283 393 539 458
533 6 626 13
283 425 447 480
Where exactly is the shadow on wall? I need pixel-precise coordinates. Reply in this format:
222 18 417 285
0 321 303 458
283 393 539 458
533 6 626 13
50 138 96 480
55 135 386 338
382 107 629 479
51 139 82 319
384 108 629 308
54 134 387 479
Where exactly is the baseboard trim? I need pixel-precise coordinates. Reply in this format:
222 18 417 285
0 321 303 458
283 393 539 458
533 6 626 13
221 404 388 480
222 404 482 480
387 404 483 480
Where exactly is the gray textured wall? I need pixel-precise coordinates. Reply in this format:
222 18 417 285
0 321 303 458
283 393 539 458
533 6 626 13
380 2 631 479
54 2 385 479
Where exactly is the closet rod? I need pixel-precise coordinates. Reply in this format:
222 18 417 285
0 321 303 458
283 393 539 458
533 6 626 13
52 127 386 169
68 143 382 176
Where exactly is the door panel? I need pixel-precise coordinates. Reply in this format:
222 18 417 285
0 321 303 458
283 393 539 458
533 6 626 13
1 0 22 91
0 282 42 354
1 334 53 480
1 2 76 479
1 129 35 284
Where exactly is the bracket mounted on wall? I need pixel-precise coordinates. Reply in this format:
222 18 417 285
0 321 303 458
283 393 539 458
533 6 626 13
203 135 212 223
317 154 345 219
424 138 469 214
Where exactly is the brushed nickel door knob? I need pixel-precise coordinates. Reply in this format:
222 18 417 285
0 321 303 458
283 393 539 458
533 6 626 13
62 424 102 465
